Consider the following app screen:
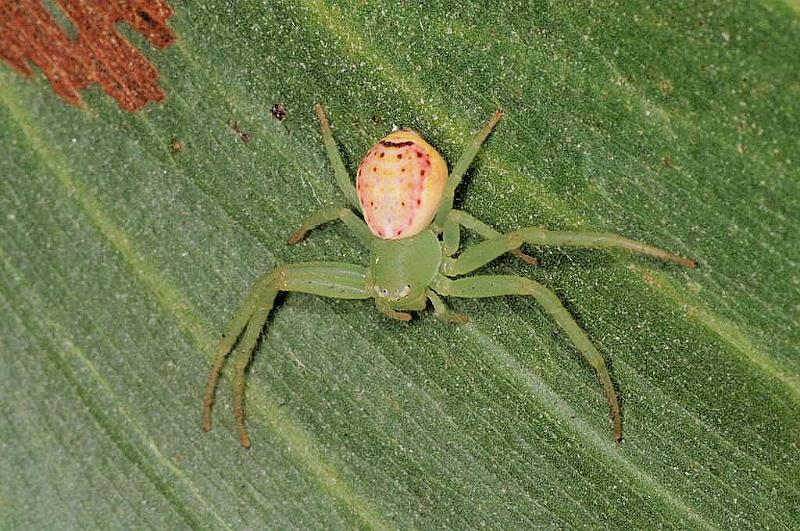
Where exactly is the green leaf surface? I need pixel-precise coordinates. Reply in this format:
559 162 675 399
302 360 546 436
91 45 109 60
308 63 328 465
2 1 799 528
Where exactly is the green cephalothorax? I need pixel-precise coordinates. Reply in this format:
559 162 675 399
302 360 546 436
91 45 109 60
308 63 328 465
203 103 697 448
368 229 441 311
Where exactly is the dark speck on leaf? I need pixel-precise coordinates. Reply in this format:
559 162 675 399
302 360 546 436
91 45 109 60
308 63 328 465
270 103 287 121
137 10 155 25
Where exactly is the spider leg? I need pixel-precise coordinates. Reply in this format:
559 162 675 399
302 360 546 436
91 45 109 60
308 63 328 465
231 306 272 448
315 104 361 211
375 298 412 321
202 272 271 433
442 209 538 266
432 274 622 442
287 206 373 246
443 226 696 276
427 289 469 323
203 262 371 447
434 110 503 228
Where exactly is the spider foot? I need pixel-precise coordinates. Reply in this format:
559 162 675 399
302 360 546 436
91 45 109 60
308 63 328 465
287 227 307 245
436 311 469 324
512 249 539 266
384 308 413 321
427 290 469 323
375 299 412 321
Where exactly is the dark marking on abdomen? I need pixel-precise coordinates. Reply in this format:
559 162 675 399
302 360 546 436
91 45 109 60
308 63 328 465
380 140 415 148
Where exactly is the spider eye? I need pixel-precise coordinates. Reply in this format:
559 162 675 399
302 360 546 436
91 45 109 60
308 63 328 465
377 288 389 298
398 284 412 297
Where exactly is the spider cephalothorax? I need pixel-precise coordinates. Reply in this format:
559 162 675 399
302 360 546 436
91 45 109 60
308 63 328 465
202 104 696 448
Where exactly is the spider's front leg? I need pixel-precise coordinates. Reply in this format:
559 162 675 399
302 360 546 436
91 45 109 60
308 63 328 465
442 225 696 277
202 262 371 447
431 274 622 442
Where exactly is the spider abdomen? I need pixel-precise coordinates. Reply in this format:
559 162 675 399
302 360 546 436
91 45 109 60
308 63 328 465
356 130 448 239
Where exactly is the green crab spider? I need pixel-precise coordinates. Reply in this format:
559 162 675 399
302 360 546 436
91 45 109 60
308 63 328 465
202 104 696 448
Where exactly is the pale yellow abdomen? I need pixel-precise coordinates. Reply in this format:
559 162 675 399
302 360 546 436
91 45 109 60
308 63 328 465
356 130 448 239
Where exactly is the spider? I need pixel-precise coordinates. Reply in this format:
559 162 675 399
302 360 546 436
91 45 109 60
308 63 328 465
202 104 696 448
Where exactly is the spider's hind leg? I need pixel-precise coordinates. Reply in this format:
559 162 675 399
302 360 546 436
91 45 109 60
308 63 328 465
434 110 503 226
287 207 373 246
441 210 539 267
315 104 361 211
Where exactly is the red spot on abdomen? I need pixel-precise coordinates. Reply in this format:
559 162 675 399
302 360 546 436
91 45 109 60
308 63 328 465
357 137 433 238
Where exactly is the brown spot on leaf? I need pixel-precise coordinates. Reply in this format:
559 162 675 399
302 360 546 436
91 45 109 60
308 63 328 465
270 103 287 121
227 118 251 142
0 0 175 112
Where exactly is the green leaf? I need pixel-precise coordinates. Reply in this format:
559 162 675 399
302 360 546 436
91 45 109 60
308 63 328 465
2 1 799 528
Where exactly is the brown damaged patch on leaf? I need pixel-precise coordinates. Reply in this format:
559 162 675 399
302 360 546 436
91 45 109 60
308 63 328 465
227 118 252 142
0 0 175 112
